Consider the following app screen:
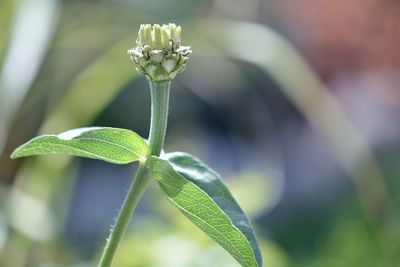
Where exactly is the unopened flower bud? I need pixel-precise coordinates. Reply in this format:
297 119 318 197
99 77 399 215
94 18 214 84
128 23 191 82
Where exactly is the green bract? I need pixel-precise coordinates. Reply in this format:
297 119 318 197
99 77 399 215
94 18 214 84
128 23 191 82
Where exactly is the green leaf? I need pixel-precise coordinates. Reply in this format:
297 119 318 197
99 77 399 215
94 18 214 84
146 152 262 267
11 127 149 164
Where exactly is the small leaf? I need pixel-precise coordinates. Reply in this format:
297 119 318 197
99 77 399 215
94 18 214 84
11 127 149 164
146 152 262 267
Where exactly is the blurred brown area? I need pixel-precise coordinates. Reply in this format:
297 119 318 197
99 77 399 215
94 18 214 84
274 0 400 82
265 0 400 148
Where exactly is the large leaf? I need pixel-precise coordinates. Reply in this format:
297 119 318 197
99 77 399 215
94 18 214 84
146 152 262 267
11 127 149 164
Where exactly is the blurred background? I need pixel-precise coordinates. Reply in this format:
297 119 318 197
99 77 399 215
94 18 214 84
1 0 400 266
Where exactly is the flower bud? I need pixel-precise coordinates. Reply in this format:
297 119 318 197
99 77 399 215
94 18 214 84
128 23 191 82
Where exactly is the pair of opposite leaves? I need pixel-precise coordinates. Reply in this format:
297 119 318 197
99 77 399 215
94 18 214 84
11 127 262 267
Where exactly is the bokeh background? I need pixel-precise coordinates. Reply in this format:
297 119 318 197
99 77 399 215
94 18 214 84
1 0 400 266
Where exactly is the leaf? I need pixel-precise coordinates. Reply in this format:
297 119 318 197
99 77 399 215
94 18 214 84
146 152 262 267
11 127 149 164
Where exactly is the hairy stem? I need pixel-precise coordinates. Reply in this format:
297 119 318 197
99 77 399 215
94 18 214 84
97 80 171 267
148 81 171 156
98 164 150 267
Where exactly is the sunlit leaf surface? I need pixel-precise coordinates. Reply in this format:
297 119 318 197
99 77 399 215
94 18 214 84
11 127 149 164
147 153 262 267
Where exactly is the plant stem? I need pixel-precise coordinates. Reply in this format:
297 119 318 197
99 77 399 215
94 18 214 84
98 165 150 267
148 81 171 156
97 80 171 267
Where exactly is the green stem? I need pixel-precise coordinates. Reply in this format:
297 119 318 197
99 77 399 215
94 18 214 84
148 81 171 156
98 165 150 267
97 80 171 267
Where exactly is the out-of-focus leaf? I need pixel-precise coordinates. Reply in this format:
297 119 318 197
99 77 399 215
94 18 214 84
0 0 16 62
41 36 138 132
146 153 262 267
193 20 393 225
11 127 149 164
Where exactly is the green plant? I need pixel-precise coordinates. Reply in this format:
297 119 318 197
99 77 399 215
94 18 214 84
11 24 262 267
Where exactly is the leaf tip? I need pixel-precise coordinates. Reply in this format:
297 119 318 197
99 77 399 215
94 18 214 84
10 148 21 159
